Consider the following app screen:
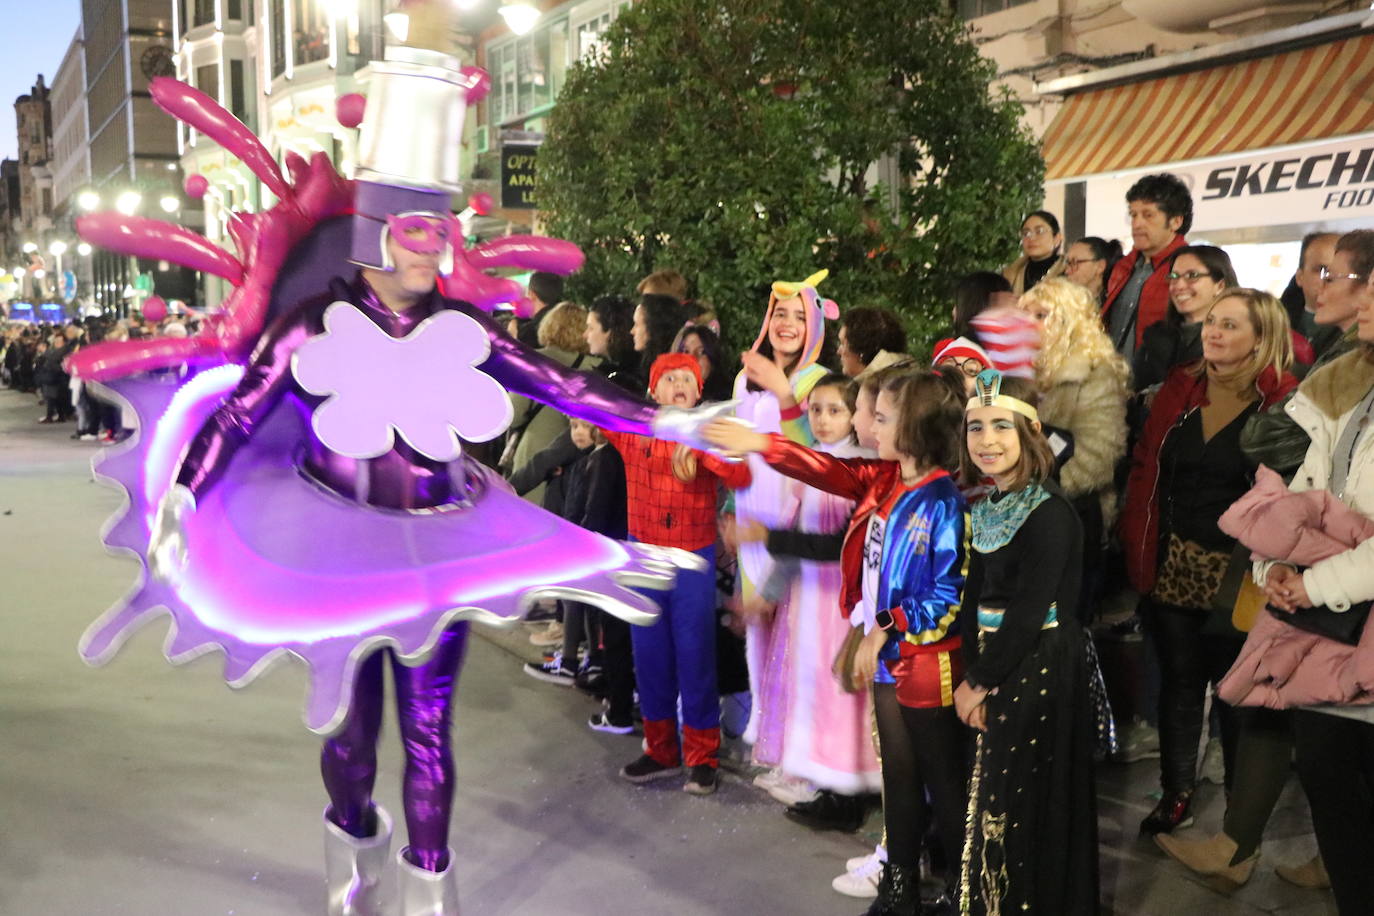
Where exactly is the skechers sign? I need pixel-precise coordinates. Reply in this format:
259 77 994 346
1074 132 1374 239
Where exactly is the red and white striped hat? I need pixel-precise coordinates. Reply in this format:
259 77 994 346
969 306 1040 380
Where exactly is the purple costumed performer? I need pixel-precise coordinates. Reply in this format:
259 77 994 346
69 3 734 914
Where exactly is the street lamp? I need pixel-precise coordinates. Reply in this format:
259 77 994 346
49 240 68 257
78 190 101 211
159 195 180 213
116 191 142 215
77 242 92 257
499 0 541 35
13 268 25 279
22 242 37 254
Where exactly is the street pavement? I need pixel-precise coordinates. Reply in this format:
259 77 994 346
0 386 1339 915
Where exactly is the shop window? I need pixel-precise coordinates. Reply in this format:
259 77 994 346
197 63 219 103
956 0 1033 17
229 60 248 125
226 0 241 20
192 0 214 27
488 14 575 126
270 0 286 78
292 0 330 67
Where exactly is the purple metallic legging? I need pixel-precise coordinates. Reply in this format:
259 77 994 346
321 623 469 871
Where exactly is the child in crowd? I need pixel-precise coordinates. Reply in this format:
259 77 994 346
736 373 883 830
954 370 1098 914
604 353 752 795
707 367 971 916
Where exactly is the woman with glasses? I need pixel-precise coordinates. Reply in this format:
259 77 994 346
1003 211 1066 295
1063 236 1123 306
1133 246 1238 394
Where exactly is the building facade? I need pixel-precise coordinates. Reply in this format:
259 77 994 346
966 0 1374 291
51 30 95 304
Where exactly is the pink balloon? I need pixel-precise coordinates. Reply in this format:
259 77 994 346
185 174 210 199
460 67 491 105
337 93 366 129
464 236 585 274
142 296 168 323
78 213 244 284
468 192 493 216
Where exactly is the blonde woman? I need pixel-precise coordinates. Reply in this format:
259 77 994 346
1119 289 1297 834
507 301 601 505
1016 277 1130 520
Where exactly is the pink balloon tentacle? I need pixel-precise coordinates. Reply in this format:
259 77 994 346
464 236 585 274
77 213 244 284
150 77 291 202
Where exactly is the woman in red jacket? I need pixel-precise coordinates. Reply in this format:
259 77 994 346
1119 288 1297 834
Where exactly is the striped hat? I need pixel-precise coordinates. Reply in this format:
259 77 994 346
969 306 1040 379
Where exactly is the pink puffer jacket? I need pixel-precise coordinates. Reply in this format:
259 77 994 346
1218 465 1374 709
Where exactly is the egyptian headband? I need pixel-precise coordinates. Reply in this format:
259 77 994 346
967 369 1039 423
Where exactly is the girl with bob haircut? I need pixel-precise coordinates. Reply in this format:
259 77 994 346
955 370 1098 915
706 367 972 916
1120 288 1298 837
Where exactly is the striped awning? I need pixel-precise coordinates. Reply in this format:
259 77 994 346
1042 33 1374 181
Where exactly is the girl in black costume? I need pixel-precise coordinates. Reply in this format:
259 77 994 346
953 371 1099 915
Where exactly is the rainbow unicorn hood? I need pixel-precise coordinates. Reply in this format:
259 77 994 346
748 268 840 377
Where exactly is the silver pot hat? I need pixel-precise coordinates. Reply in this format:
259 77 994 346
350 1 487 270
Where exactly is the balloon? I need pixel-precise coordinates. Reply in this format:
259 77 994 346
77 213 244 284
337 93 366 129
460 66 491 105
467 192 493 216
463 236 584 274
143 296 168 323
185 174 210 199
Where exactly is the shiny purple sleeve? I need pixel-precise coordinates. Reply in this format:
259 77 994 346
463 304 657 433
176 310 308 499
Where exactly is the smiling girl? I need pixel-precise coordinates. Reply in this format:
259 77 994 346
731 270 839 795
707 367 970 915
955 370 1098 915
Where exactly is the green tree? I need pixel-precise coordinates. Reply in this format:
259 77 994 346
538 0 1043 354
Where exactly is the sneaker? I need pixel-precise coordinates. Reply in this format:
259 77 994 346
79 433 98 441
574 665 607 697
522 654 576 686
1115 719 1161 763
588 712 634 735
683 764 719 796
846 845 886 873
1199 737 1225 785
753 767 785 792
620 754 682 784
766 774 818 807
529 622 564 647
832 849 883 899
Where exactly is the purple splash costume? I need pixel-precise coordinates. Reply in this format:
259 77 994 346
170 272 659 868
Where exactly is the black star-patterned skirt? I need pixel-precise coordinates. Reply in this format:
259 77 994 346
960 624 1100 915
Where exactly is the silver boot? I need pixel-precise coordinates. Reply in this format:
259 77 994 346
324 805 393 916
396 848 459 916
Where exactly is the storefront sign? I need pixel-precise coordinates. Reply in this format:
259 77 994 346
501 143 540 210
1071 132 1374 240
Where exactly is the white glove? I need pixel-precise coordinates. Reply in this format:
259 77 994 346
651 399 741 452
148 484 196 584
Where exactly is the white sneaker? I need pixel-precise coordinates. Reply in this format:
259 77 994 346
846 844 886 872
766 774 818 806
832 849 883 898
753 767 785 792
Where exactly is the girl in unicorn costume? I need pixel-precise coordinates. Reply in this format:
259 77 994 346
732 271 864 798
70 3 730 913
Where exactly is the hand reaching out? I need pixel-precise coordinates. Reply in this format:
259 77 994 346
703 418 768 456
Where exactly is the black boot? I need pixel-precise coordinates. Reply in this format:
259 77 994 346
785 789 866 832
862 863 918 916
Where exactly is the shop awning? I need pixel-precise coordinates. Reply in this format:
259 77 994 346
1042 33 1374 181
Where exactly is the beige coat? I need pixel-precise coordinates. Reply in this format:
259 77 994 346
1036 349 1130 520
1003 254 1066 295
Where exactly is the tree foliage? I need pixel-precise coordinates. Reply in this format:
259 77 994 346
538 0 1044 353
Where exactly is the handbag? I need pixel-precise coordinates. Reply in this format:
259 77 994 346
1209 541 1265 633
831 623 866 694
1268 589 1372 646
1152 532 1230 610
